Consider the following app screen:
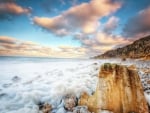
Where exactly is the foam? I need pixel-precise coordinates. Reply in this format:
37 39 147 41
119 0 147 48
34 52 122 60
0 58 149 113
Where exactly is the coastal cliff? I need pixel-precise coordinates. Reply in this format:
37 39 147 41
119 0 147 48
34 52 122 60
79 63 149 113
94 35 150 60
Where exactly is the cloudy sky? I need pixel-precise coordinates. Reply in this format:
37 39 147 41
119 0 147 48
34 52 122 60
0 0 150 58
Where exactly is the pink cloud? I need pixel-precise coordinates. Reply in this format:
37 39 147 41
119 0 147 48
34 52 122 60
33 0 121 35
123 7 150 37
0 36 17 44
103 16 119 33
0 2 31 15
0 36 87 58
74 32 131 57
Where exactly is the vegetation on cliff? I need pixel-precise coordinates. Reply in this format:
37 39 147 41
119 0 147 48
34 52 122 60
94 35 150 59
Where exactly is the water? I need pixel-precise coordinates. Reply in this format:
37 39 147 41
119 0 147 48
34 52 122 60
0 56 149 113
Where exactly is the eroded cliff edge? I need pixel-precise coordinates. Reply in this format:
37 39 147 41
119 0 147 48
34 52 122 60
94 35 150 60
79 63 149 113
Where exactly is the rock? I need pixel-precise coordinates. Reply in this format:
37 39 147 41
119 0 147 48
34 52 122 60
79 63 149 113
128 65 137 70
12 76 21 82
64 94 77 111
122 57 126 61
141 68 150 74
94 35 150 59
41 103 52 113
2 83 12 88
73 106 91 113
0 93 7 98
78 92 97 113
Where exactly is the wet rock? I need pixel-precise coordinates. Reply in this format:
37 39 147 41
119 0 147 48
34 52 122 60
40 103 52 113
79 63 149 113
12 76 21 82
93 63 98 65
0 93 7 98
122 57 126 61
128 65 137 70
64 94 77 112
79 92 96 113
73 106 91 113
2 83 12 88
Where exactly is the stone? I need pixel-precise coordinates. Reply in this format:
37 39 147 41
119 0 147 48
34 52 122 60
73 106 91 113
79 63 149 113
42 103 52 113
122 58 126 61
12 76 21 82
64 94 77 111
128 65 137 70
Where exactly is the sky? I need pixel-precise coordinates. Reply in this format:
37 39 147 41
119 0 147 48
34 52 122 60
0 0 150 58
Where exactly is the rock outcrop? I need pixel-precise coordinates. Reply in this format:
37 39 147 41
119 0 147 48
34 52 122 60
94 35 150 60
79 63 149 113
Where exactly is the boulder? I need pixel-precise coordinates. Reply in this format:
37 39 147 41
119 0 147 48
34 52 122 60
73 106 91 113
79 63 149 113
64 94 77 111
42 103 52 113
12 76 21 82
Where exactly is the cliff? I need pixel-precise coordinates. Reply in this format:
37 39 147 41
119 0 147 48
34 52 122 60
94 35 150 60
79 63 149 113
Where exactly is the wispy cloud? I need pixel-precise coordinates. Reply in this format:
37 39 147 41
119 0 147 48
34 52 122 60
33 0 121 36
0 36 87 58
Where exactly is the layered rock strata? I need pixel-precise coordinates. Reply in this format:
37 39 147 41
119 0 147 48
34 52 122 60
79 63 149 113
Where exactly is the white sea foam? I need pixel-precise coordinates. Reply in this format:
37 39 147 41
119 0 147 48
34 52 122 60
0 57 149 113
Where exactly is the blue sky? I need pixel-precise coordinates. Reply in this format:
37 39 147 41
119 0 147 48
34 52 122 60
0 0 150 58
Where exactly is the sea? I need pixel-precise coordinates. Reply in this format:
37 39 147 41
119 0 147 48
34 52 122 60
0 56 149 113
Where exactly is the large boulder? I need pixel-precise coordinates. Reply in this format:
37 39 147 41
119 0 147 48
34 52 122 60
79 63 149 113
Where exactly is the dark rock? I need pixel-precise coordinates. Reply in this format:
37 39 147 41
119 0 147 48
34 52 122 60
0 93 7 98
12 76 21 82
42 103 52 113
2 83 12 88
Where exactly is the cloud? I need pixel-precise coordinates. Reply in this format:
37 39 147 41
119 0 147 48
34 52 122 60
33 0 121 36
0 0 31 20
123 7 150 37
0 36 17 44
103 16 119 34
0 36 52 57
0 36 87 58
73 32 130 57
58 45 88 57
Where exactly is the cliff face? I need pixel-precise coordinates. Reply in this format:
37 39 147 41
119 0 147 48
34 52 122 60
79 63 149 113
94 35 150 59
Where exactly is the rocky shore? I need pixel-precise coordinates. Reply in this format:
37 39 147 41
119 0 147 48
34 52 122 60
39 63 149 113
